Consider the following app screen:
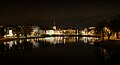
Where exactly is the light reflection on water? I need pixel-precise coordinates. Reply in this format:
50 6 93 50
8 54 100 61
0 37 101 54
39 36 99 45
3 36 99 49
0 36 100 56
1 37 120 64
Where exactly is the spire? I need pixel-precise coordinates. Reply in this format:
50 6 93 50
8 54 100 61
53 20 56 30
54 20 56 26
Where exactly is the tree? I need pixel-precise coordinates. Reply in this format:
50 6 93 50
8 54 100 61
95 21 106 41
14 27 21 38
33 26 40 36
96 19 113 41
21 25 33 38
103 27 113 40
109 15 120 39
0 27 6 38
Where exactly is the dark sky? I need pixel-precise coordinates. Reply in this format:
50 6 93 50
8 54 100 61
0 1 120 29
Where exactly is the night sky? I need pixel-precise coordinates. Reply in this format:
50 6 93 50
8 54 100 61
0 1 120 29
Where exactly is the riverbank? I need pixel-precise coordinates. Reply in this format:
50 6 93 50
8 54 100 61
0 38 15 42
95 40 120 47
94 40 120 64
0 34 101 42
94 40 120 55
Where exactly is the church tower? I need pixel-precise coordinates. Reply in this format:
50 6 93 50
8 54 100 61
53 21 56 30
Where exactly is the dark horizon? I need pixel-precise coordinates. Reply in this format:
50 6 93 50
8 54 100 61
0 1 120 29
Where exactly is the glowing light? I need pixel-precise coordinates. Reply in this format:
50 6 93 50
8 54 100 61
31 26 40 36
46 30 54 35
54 31 61 35
27 39 30 42
88 30 95 35
20 39 22 44
15 41 17 45
81 31 86 35
53 26 56 30
82 37 88 43
4 42 7 45
9 41 14 48
33 42 39 48
104 27 111 34
4 35 7 37
7 30 13 36
45 37 56 44
44 37 63 44
81 37 98 44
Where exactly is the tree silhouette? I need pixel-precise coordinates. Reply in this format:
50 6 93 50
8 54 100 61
96 18 113 41
109 15 120 39
95 21 107 41
0 27 6 38
14 27 21 38
103 27 113 40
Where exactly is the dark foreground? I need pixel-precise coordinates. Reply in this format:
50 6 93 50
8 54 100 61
0 40 120 65
0 43 101 65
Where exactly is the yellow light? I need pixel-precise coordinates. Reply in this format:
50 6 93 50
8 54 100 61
54 31 61 35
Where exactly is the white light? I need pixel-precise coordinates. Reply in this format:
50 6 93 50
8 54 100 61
44 37 63 44
27 39 30 42
46 30 54 35
53 26 56 30
7 30 13 36
9 41 14 48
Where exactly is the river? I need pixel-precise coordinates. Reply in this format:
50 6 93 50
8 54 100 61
0 36 119 64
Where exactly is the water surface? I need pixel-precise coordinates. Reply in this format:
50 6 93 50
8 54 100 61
0 36 119 64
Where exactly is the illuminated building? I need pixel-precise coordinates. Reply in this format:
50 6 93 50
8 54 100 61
6 30 13 37
80 27 96 35
45 21 62 35
62 29 76 35
46 30 54 35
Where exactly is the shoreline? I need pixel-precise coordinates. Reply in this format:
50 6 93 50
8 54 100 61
0 35 101 42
